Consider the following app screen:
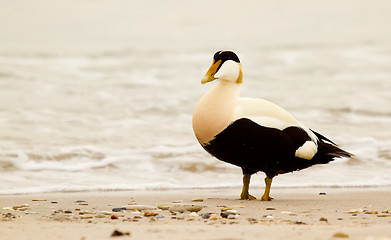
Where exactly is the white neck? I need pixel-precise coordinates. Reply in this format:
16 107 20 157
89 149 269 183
192 80 241 144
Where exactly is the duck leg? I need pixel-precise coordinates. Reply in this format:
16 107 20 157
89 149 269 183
261 177 273 201
240 174 256 200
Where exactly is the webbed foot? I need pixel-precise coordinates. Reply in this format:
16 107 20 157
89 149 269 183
239 192 257 200
260 195 273 201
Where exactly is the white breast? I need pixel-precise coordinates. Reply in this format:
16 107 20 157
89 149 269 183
192 81 240 144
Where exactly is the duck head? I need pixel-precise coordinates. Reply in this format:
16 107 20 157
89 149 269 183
201 50 243 84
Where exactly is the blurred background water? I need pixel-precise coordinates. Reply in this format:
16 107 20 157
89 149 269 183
0 0 390 194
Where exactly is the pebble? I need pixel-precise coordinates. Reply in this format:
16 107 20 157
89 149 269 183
332 232 349 238
17 207 31 211
377 214 391 217
124 205 156 211
319 192 327 195
156 215 165 220
191 198 204 202
122 217 133 222
364 210 378 214
129 210 142 215
266 207 275 211
346 209 363 214
111 230 130 237
144 212 159 217
247 218 258 224
266 216 274 221
189 212 199 217
209 214 219 220
202 213 211 219
226 209 237 214
79 211 93 215
2 207 11 211
221 211 235 219
110 215 119 220
32 199 47 202
112 207 127 212
220 207 232 212
157 203 174 210
320 217 328 222
169 203 203 213
294 221 306 225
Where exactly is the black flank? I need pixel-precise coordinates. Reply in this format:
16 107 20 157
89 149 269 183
202 118 351 178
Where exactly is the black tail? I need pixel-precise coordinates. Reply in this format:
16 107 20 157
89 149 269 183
311 130 353 164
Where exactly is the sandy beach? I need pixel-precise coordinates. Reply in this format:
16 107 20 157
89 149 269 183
1 188 390 240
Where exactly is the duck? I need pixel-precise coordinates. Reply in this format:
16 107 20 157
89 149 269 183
192 50 352 201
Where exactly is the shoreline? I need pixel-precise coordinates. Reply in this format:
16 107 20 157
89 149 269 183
1 188 390 240
1 184 390 196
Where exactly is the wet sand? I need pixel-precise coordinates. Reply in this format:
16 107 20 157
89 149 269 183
1 188 390 240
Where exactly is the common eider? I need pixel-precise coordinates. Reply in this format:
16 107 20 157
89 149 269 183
192 50 352 201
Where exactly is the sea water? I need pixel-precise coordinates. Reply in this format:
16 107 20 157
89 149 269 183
0 0 390 194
